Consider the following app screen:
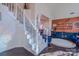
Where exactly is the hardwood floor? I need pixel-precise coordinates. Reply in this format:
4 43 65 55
39 44 78 56
0 47 34 56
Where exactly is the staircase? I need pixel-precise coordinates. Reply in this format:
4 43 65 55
0 3 48 55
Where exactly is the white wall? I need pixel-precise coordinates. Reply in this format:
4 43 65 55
51 3 79 19
35 3 56 19
0 4 17 52
35 3 79 19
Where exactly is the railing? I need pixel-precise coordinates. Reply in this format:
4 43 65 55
23 11 48 54
23 14 48 55
36 14 48 54
24 14 37 50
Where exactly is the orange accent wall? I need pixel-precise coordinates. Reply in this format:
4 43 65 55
52 17 79 32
